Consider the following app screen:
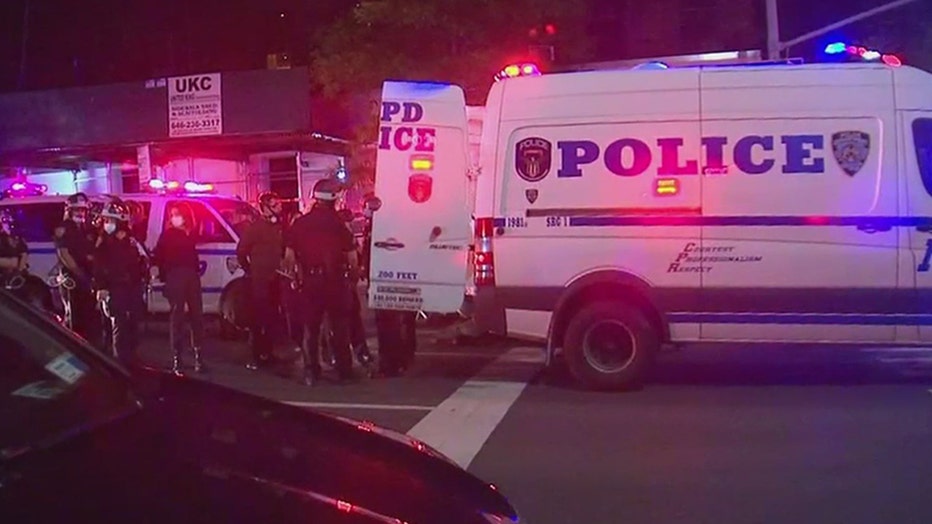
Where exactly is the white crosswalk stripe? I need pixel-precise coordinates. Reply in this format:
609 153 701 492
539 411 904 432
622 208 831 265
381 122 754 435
860 347 932 377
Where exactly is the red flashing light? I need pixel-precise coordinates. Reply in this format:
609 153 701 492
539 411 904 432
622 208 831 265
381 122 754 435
544 23 556 35
882 54 902 67
11 183 25 191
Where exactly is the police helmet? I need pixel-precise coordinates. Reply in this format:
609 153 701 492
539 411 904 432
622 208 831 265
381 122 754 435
66 192 90 209
312 178 343 202
258 191 280 207
99 201 131 223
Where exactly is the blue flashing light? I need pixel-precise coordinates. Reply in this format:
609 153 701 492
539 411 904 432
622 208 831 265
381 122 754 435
824 42 847 54
633 61 669 70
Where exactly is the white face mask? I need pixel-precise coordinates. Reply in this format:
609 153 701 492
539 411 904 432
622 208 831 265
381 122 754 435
103 223 117 235
170 216 184 228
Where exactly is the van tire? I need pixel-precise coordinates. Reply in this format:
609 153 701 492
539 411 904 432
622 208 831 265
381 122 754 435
219 279 249 340
563 301 657 391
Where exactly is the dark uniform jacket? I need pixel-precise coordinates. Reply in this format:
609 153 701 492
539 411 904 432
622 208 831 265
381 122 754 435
286 206 355 277
94 234 145 291
54 220 96 276
0 232 27 273
237 219 284 281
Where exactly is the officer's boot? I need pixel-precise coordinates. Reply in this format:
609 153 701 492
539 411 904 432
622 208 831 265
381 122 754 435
193 347 207 374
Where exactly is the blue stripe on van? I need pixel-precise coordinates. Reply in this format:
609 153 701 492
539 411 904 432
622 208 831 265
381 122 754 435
494 215 932 228
566 215 932 228
667 312 932 326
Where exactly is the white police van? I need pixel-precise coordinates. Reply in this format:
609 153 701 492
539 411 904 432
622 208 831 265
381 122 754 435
368 61 932 390
0 187 259 336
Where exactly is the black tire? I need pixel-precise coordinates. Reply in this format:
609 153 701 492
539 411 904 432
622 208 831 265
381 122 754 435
219 279 250 340
563 301 658 391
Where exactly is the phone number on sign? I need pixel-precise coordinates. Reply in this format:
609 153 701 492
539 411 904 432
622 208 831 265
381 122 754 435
171 119 220 130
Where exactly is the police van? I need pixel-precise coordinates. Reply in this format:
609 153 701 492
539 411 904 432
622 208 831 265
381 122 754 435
0 186 259 336
367 61 932 390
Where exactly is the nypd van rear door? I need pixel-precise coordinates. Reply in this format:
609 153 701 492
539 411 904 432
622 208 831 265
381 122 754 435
368 81 472 313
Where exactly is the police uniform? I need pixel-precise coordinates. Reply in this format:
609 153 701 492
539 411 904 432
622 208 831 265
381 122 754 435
280 209 306 355
54 193 101 344
93 202 146 368
237 191 286 369
286 179 357 384
0 211 28 292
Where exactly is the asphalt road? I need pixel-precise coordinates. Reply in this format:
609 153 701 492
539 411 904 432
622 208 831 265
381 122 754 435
137 321 932 524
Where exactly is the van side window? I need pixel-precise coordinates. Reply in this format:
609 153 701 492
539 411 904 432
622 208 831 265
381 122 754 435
4 203 64 243
914 118 932 197
164 200 232 244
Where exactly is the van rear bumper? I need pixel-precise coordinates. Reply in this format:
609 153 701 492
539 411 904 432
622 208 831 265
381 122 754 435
473 287 507 335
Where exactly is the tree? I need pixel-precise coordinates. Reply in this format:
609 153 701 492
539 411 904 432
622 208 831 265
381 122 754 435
309 0 595 186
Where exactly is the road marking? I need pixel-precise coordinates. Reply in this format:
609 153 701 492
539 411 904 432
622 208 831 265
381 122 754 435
861 347 932 353
405 346 543 469
875 357 932 364
285 401 435 412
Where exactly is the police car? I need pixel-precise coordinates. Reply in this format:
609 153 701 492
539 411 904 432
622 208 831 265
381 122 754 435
367 61 932 390
0 182 259 337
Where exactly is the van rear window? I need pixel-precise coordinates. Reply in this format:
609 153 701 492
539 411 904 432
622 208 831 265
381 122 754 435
914 118 932 197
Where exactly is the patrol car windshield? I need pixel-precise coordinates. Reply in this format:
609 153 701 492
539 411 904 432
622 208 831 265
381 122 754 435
0 292 138 461
203 197 260 236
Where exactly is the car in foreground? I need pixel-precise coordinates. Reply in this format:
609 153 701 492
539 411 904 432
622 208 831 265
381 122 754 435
0 290 521 523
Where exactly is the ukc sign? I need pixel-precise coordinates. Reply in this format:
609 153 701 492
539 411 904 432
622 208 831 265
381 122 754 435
378 101 437 153
168 73 222 138
530 131 870 179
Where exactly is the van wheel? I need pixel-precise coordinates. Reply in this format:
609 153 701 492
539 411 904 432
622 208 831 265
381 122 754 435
219 279 249 340
563 301 658 391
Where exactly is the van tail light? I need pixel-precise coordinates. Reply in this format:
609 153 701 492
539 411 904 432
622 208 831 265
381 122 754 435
473 217 495 287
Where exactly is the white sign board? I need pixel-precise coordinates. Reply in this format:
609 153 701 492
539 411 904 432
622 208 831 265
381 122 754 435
137 144 152 185
168 73 222 138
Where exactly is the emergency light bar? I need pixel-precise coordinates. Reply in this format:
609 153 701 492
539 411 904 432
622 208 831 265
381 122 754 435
148 179 214 193
494 63 541 82
824 41 901 67
3 180 47 198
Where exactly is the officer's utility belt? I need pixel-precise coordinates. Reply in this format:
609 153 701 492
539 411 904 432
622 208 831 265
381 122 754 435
303 265 349 279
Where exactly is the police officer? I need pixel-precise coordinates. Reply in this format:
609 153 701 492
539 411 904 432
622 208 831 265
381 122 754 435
93 201 146 369
237 191 286 370
285 178 358 385
54 193 101 343
343 207 373 366
153 202 207 375
0 209 28 295
280 204 306 358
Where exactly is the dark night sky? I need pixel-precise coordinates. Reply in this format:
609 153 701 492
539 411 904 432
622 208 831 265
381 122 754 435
0 0 927 93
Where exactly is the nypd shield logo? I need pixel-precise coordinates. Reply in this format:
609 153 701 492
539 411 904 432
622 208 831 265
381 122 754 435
831 131 871 176
525 189 539 204
515 137 552 182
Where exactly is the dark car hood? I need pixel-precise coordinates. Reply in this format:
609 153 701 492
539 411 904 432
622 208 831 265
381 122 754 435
1 368 517 523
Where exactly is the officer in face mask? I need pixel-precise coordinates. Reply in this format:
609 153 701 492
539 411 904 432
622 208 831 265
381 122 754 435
54 193 101 343
93 201 146 369
237 191 285 370
153 203 206 375
285 179 358 385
